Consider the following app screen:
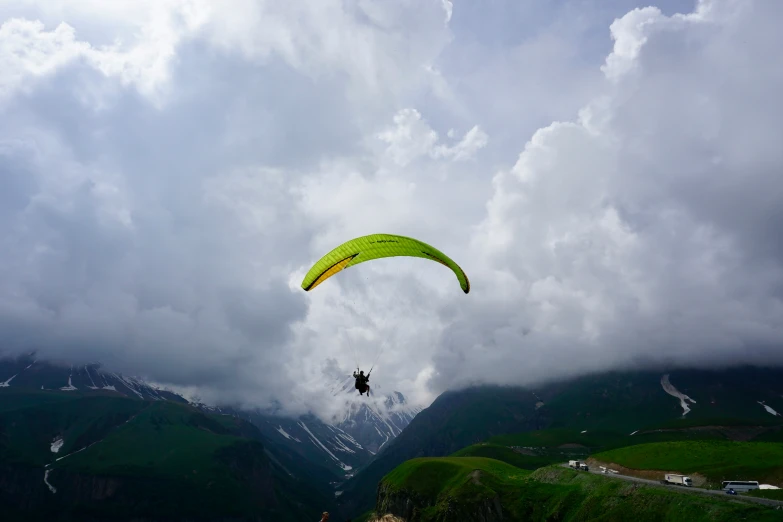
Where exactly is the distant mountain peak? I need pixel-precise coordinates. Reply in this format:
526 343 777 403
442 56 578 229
0 354 188 403
0 354 422 478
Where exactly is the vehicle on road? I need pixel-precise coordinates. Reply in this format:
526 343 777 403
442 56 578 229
726 488 737 495
722 481 759 493
662 474 693 487
568 460 589 471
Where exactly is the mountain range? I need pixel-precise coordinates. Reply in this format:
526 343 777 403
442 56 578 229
0 353 420 480
3 352 783 521
337 366 783 515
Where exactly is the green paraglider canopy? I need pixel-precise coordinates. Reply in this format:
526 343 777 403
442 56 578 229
301 233 470 293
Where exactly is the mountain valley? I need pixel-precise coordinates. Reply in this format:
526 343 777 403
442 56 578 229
3 354 783 521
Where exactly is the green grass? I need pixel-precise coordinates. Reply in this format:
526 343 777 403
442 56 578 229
592 440 783 486
53 401 241 481
381 457 531 520
0 388 79 413
748 489 783 500
649 416 783 430
383 456 529 494
483 423 776 463
0 392 336 521
0 394 148 465
750 427 783 442
488 428 626 449
378 458 783 521
452 442 572 470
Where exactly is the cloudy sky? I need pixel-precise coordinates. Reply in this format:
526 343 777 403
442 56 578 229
1 0 782 418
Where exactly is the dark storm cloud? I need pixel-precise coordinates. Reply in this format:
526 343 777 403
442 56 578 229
427 1 783 394
3 0 781 414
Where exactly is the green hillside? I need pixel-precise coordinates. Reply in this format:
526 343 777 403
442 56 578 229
538 369 783 433
486 422 777 455
375 458 783 521
338 385 550 514
341 368 783 515
0 390 336 521
0 392 147 466
592 440 783 487
489 427 628 449
451 442 571 470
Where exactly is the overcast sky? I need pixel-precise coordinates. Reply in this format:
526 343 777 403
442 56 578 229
1 0 782 418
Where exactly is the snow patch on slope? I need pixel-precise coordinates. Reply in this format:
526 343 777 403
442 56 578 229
85 366 100 389
60 375 77 391
276 425 301 442
51 437 64 453
757 401 781 417
661 374 696 416
0 360 36 388
298 421 352 471
44 469 56 493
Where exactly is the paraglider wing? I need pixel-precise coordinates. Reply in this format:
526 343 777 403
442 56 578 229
301 233 470 293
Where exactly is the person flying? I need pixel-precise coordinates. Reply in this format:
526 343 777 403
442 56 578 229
353 369 370 396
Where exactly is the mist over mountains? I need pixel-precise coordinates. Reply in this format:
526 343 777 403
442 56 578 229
1 0 783 415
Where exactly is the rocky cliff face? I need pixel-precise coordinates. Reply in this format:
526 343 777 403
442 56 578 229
0 462 51 511
374 479 505 522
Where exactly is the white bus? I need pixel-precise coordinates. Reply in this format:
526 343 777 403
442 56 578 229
722 480 759 493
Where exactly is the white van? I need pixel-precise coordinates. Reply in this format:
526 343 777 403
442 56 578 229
664 474 692 486
722 481 759 493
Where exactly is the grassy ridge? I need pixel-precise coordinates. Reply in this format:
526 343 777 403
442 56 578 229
53 401 242 481
592 440 783 486
381 457 530 520
0 388 78 413
749 490 783 501
383 457 529 495
378 458 783 521
488 428 625 448
487 424 771 452
0 393 147 465
0 391 336 521
451 443 571 470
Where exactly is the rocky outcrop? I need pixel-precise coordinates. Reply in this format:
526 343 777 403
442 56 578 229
0 463 51 510
0 441 283 522
374 480 505 522
375 481 423 521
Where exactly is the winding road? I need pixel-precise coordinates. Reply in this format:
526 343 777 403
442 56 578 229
559 463 783 510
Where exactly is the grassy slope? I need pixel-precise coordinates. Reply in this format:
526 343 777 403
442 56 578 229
0 388 78 413
0 391 336 521
451 443 568 470
487 420 782 454
489 428 628 448
382 457 530 519
52 400 243 477
749 490 783 501
343 368 783 515
537 368 783 434
592 440 783 486
0 391 148 465
379 458 782 521
339 385 550 515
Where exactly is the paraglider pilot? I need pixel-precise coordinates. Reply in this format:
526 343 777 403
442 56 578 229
353 369 370 396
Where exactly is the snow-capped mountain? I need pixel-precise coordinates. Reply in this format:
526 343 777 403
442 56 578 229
243 411 370 479
330 375 422 455
0 353 185 402
1 353 422 478
241 375 422 478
